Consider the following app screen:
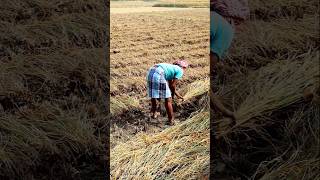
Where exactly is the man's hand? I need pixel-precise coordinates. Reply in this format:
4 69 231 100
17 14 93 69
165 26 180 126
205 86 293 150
169 79 185 101
178 95 184 101
175 91 184 100
172 95 184 101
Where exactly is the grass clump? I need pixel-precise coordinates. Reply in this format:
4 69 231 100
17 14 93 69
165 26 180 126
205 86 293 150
0 103 103 178
218 52 319 137
110 95 140 115
182 78 209 101
0 0 108 178
111 110 209 179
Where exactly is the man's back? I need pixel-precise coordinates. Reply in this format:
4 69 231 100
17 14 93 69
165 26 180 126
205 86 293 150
157 63 183 80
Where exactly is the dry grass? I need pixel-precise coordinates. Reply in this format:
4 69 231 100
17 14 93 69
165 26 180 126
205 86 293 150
110 77 211 178
253 105 320 180
1 13 106 57
0 104 102 177
249 0 319 20
0 0 108 178
111 110 209 179
110 11 210 177
0 0 104 24
110 51 319 178
110 95 140 115
217 52 320 138
182 78 209 101
110 1 319 179
110 9 210 178
110 0 209 8
209 1 320 177
110 10 209 96
111 1 157 8
155 0 209 8
225 14 319 73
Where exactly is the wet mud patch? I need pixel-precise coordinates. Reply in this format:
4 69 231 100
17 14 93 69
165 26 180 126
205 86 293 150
110 95 206 148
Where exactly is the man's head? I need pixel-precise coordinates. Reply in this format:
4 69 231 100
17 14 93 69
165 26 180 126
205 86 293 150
173 60 188 70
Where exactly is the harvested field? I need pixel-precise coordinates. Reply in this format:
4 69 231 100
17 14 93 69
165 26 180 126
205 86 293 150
155 0 209 8
111 1 157 8
111 7 199 14
111 0 209 8
110 10 209 96
109 3 209 153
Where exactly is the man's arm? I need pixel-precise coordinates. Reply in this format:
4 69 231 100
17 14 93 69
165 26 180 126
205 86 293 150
175 91 184 100
168 79 176 99
169 79 183 99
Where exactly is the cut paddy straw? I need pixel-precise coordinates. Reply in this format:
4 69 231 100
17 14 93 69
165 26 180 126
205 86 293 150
110 52 319 179
110 96 140 115
217 52 320 137
111 110 209 179
182 78 209 101
252 104 320 180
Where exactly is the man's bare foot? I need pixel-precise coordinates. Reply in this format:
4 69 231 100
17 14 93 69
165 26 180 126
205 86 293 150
151 112 160 119
151 113 157 119
168 119 175 126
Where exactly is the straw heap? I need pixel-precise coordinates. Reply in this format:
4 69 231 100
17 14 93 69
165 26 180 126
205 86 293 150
218 52 319 137
111 111 209 179
182 78 209 101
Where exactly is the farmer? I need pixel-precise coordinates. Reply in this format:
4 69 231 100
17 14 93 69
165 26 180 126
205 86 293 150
146 60 188 126
210 0 250 120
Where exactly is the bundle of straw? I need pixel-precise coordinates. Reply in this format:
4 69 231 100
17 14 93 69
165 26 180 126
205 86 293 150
0 104 101 176
110 96 140 115
228 14 319 71
259 159 320 180
252 105 320 179
217 52 320 137
111 111 209 179
182 78 209 101
249 0 318 18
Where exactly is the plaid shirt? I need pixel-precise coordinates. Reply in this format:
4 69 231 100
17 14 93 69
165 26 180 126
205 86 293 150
211 0 250 26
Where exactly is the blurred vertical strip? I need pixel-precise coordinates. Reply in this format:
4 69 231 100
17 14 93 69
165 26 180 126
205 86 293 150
210 0 319 179
0 0 111 179
103 0 111 179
